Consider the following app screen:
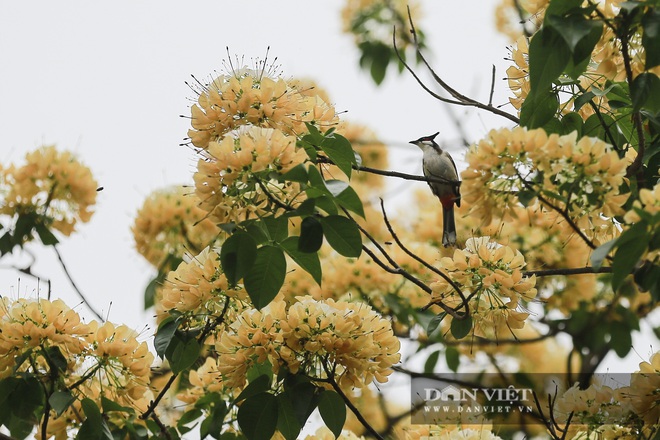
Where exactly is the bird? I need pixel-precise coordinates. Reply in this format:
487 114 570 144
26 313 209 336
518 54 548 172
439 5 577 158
409 132 461 247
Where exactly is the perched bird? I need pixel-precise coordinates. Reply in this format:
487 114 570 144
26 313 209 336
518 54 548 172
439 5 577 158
409 132 461 247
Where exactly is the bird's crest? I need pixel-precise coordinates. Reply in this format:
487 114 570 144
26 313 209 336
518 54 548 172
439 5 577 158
410 132 440 150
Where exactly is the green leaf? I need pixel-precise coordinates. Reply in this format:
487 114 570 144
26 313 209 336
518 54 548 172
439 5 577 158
49 391 76 417
320 134 356 179
247 359 274 384
14 211 37 244
35 223 59 246
221 232 258 286
244 245 287 309
424 350 440 373
280 237 322 286
281 163 309 183
298 217 324 253
318 391 346 438
154 316 180 359
12 376 43 419
446 347 460 372
642 8 660 69
631 72 660 113
591 239 617 270
44 345 68 373
237 393 279 440
235 374 272 404
101 396 134 414
609 321 633 357
178 408 203 434
167 335 200 374
528 26 571 95
260 216 290 242
334 184 365 218
283 382 321 426
612 222 649 291
319 215 362 258
427 313 446 335
546 14 602 53
200 401 226 439
277 394 302 440
77 398 113 440
545 0 582 17
313 195 339 216
450 315 473 340
518 189 537 207
0 231 14 255
560 111 584 136
520 88 560 129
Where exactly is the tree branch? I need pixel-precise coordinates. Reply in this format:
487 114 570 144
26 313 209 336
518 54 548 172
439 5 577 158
53 245 105 322
393 9 520 124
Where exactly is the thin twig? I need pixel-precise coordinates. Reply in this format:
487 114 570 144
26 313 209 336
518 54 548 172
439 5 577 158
53 245 105 322
316 156 460 186
378 199 469 315
523 266 612 277
321 360 384 440
393 9 520 124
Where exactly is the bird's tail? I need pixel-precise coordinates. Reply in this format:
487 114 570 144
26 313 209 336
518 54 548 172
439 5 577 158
442 205 457 247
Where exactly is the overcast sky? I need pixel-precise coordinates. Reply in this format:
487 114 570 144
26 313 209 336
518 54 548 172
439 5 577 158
0 1 656 371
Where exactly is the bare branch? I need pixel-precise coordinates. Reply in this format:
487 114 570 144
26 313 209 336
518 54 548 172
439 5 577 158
378 199 469 316
53 245 105 322
393 9 520 124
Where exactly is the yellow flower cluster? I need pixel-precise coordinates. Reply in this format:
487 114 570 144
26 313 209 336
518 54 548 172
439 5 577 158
624 180 660 224
177 357 225 404
431 237 537 338
0 145 97 236
462 127 630 241
132 185 219 268
0 297 153 438
621 351 660 425
555 383 623 424
216 296 400 390
86 321 154 402
194 126 308 224
506 36 530 111
0 297 91 377
158 246 249 327
281 241 437 328
187 67 339 149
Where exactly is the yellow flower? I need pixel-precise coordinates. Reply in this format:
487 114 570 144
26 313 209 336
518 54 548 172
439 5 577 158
132 185 219 268
177 356 226 404
216 296 400 390
0 146 97 237
187 64 339 149
624 181 660 224
194 126 307 224
431 237 537 339
0 297 92 378
87 321 154 402
462 127 630 242
158 246 249 327
621 351 660 425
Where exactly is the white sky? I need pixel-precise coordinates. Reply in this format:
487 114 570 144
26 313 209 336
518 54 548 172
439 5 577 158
0 1 656 372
